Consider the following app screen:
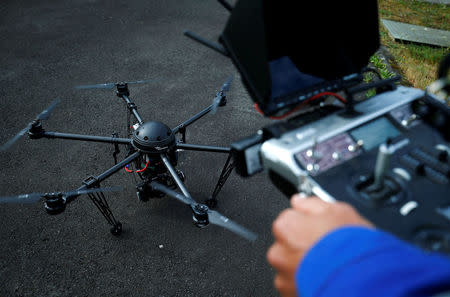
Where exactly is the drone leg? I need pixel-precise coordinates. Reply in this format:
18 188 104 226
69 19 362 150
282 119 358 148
112 133 121 165
207 153 235 208
87 190 122 236
179 127 186 143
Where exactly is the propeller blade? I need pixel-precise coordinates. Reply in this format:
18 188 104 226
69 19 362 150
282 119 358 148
151 182 196 206
64 186 124 197
211 76 233 114
0 124 31 151
126 79 156 85
36 99 60 121
208 209 257 242
150 182 256 241
1 99 59 151
210 94 222 115
0 186 123 204
221 75 233 92
74 83 116 90
0 192 46 204
75 79 156 90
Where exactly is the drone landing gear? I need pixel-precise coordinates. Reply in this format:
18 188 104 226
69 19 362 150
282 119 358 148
83 176 123 236
89 190 123 236
206 153 235 208
110 221 123 236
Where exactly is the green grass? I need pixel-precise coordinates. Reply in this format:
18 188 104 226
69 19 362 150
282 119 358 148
370 54 396 79
364 54 397 98
378 0 450 89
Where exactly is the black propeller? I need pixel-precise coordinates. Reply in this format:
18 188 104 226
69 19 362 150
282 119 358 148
0 99 60 151
75 79 156 90
211 76 233 114
0 186 123 204
151 182 257 242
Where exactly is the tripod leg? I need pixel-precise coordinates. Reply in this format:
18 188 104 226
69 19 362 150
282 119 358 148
217 0 233 12
206 153 235 208
183 30 229 57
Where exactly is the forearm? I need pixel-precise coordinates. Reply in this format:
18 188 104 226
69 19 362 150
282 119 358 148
296 226 450 297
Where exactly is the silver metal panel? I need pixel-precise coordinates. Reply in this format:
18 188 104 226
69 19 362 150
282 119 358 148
382 19 450 47
260 86 425 192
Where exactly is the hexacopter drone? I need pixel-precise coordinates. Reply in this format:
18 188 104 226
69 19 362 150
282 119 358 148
0 77 257 242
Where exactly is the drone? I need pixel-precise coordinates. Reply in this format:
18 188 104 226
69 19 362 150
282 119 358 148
0 77 257 242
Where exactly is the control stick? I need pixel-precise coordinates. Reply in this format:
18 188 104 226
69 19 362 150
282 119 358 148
372 143 395 191
355 140 405 205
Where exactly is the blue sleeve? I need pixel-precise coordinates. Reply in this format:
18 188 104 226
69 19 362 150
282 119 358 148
296 226 450 297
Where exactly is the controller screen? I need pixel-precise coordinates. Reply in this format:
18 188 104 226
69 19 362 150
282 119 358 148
350 117 401 151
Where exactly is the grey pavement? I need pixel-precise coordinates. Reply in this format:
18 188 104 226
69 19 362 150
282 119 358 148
0 1 287 296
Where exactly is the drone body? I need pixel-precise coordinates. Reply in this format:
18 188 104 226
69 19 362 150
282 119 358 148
0 77 257 242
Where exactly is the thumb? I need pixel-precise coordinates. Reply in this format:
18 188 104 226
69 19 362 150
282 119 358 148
291 195 330 214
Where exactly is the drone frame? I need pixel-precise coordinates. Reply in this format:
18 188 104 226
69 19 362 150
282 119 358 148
22 80 238 237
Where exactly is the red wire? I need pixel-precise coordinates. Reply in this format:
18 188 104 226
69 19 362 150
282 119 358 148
124 161 150 173
135 161 150 173
254 91 347 120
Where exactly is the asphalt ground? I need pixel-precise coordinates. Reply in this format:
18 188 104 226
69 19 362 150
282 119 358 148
0 1 289 296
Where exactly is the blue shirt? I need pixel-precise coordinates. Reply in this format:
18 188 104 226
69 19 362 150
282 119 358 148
296 227 450 297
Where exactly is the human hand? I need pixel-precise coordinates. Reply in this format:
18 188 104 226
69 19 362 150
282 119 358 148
266 195 373 297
